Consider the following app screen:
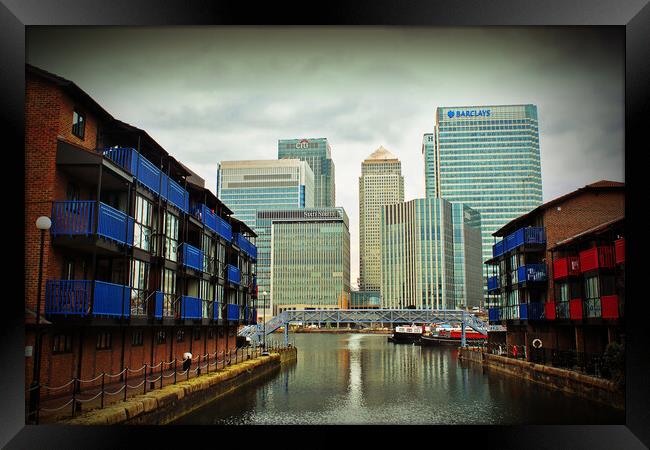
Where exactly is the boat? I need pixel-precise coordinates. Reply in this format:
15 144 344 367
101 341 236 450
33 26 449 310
387 325 425 343
419 326 487 346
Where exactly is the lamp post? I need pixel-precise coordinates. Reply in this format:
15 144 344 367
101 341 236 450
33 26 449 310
262 291 268 351
29 216 51 424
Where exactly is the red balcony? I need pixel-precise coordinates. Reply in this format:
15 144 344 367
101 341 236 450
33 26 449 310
601 295 619 319
545 301 556 320
614 238 625 264
569 298 583 320
553 256 580 280
579 246 614 273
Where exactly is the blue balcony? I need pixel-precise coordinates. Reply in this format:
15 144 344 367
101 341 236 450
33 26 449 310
45 280 130 317
51 201 135 246
487 276 500 293
216 216 232 242
103 147 188 214
154 291 175 319
192 203 217 233
516 264 547 284
527 302 545 320
226 303 240 321
226 264 241 285
180 295 202 319
493 227 546 257
213 301 222 320
519 303 528 320
180 243 203 272
234 233 257 260
488 307 501 322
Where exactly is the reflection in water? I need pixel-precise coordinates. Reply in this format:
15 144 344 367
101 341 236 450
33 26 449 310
172 334 624 425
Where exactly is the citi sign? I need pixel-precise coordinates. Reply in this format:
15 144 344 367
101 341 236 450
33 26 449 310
446 109 491 119
295 139 310 149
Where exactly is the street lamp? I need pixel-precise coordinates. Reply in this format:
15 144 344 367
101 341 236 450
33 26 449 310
262 291 268 351
30 216 51 424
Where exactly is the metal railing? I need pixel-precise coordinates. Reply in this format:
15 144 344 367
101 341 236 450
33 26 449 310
26 345 292 423
45 280 131 317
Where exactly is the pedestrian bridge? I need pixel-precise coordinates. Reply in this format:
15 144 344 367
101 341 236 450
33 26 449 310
238 309 489 347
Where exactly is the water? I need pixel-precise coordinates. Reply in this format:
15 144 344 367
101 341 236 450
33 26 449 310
172 334 624 425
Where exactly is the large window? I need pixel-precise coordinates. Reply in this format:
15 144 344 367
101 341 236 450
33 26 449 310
163 211 179 262
72 109 85 139
52 334 72 354
200 279 214 319
131 259 149 316
584 275 601 318
96 332 112 350
216 241 226 277
162 268 176 317
202 233 215 275
134 195 154 251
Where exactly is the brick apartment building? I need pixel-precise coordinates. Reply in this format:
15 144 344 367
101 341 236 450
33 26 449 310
486 181 624 371
25 64 258 414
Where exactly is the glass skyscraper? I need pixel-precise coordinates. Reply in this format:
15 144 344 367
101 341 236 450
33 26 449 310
426 104 543 290
269 208 350 312
359 146 404 292
451 203 483 309
380 198 455 310
217 159 314 227
278 138 336 208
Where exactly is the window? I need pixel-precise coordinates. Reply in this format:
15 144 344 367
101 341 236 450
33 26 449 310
96 332 112 350
156 330 167 345
164 212 179 261
62 259 75 280
52 334 72 354
193 328 201 341
132 330 144 347
162 268 176 317
134 195 154 251
176 329 185 342
72 109 85 139
130 259 150 316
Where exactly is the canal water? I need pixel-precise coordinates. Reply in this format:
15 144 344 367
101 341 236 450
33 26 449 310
172 334 624 425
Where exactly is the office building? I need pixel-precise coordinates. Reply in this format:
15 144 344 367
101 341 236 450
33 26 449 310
350 290 381 309
270 208 350 312
380 198 455 309
359 146 404 292
451 203 483 309
278 138 335 208
426 104 543 288
217 159 314 228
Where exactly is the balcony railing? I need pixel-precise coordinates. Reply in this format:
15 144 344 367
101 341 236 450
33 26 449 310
601 295 620 319
488 307 501 322
556 301 570 319
502 305 519 320
226 264 241 285
216 216 232 242
226 303 240 321
583 297 601 319
154 292 175 319
579 246 615 273
51 201 134 246
103 147 188 213
516 264 547 284
192 203 217 232
569 298 583 320
553 256 580 280
233 233 257 260
493 226 546 258
545 301 556 320
527 302 545 320
487 276 500 293
45 280 130 317
180 295 202 319
180 243 203 272
519 303 528 320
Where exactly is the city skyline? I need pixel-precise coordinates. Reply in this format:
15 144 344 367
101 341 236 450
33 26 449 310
26 26 624 288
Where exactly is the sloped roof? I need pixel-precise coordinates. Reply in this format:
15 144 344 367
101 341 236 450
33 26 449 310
366 145 397 161
549 216 624 250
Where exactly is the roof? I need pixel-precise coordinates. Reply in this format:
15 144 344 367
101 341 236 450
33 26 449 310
548 216 625 250
366 145 397 161
493 180 625 236
228 216 257 238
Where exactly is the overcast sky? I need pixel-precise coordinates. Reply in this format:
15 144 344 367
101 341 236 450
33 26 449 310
26 26 624 288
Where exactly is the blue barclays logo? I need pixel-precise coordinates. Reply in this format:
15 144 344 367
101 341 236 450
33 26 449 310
446 109 491 119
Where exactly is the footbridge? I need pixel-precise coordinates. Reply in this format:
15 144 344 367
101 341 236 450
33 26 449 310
238 309 489 348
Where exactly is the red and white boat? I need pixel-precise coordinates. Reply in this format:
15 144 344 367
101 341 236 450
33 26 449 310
420 326 487 346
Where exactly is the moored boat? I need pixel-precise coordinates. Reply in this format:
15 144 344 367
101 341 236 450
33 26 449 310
420 327 487 346
387 325 425 343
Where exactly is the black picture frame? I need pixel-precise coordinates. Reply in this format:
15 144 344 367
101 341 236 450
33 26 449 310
1 1 648 448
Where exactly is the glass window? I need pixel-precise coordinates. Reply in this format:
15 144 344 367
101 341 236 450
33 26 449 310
72 109 85 139
156 330 167 345
164 211 179 262
134 195 153 251
131 330 144 346
52 334 72 354
131 259 149 316
96 332 112 350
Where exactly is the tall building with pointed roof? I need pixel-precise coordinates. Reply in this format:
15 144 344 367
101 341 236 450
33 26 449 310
359 146 404 292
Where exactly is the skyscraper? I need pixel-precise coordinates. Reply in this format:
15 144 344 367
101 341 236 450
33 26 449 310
359 146 404 292
380 198 455 309
451 203 483 309
217 159 314 227
427 104 543 287
278 138 336 208
270 208 350 312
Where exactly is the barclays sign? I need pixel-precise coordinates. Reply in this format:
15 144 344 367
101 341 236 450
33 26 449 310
446 109 491 119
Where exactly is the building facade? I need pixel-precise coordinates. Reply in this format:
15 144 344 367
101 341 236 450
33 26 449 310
278 138 335 208
359 146 404 292
486 181 624 374
350 290 381 309
380 198 455 309
270 208 350 312
451 203 483 309
427 104 543 289
24 65 258 419
217 159 314 227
